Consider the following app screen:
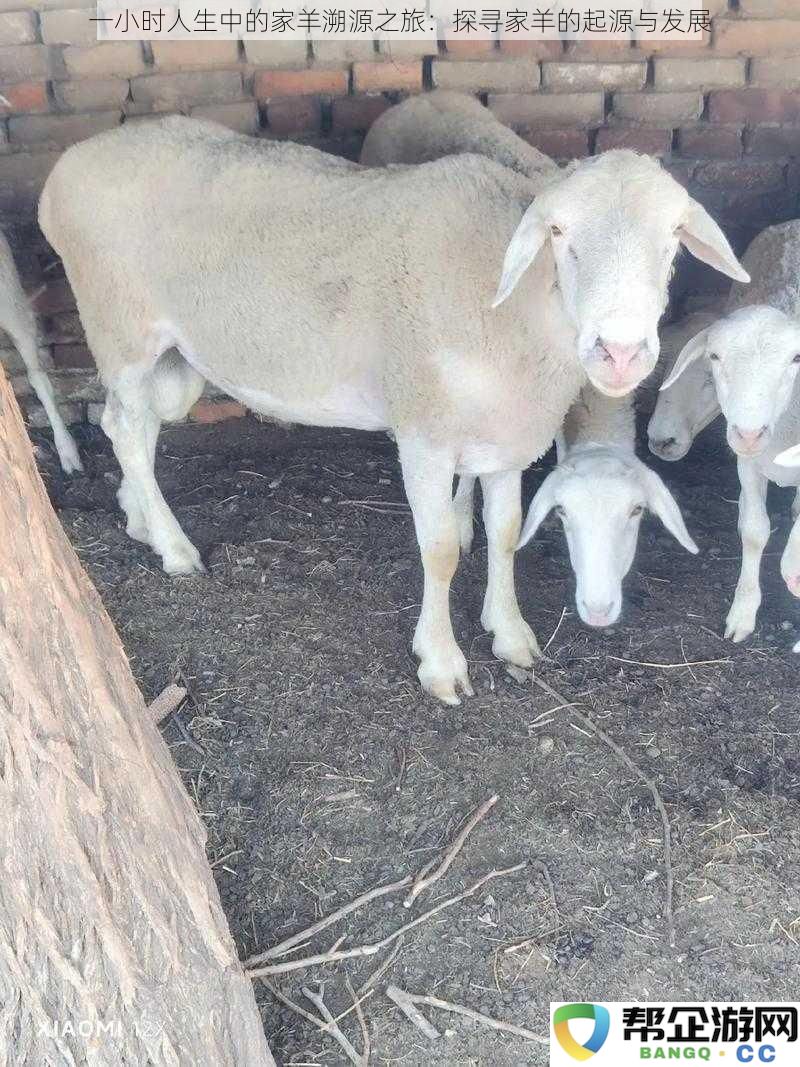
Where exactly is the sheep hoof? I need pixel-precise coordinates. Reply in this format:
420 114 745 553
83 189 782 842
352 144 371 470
724 601 756 643
488 617 541 668
56 436 83 475
161 543 205 576
416 644 473 706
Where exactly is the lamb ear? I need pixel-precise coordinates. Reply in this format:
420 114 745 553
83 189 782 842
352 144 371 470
492 201 549 308
660 327 711 391
775 443 800 468
642 468 699 554
518 474 556 549
678 200 750 284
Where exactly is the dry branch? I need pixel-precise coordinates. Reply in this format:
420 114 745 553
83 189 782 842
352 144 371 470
531 673 676 948
243 874 411 969
385 985 547 1043
403 794 499 909
246 863 526 978
260 980 367 1066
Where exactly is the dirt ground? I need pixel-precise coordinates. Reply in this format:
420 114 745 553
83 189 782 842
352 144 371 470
37 405 800 1066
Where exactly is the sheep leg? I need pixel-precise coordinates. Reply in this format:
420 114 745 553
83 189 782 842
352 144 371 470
479 469 540 667
397 435 473 706
792 488 800 521
6 319 82 475
101 380 204 575
724 459 769 643
452 475 476 554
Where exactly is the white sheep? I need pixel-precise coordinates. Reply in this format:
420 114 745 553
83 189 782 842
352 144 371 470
360 90 558 181
648 219 800 462
365 90 702 614
39 116 747 703
0 230 81 473
662 304 800 643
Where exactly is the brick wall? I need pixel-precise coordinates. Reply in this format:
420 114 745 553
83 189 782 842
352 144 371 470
1 0 800 425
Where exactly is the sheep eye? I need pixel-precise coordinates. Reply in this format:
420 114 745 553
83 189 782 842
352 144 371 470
708 352 720 362
630 505 644 518
793 353 800 364
550 224 564 237
554 505 566 518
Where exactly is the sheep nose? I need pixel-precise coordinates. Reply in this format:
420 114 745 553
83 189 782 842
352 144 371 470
597 339 646 375
581 600 615 627
786 574 800 598
730 424 768 454
649 435 677 456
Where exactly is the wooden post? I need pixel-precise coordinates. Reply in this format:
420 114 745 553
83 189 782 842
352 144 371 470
0 371 275 1065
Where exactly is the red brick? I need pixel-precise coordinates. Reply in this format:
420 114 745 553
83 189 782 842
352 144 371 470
191 100 259 134
709 90 800 125
567 40 634 58
713 18 800 57
596 126 672 156
63 42 146 79
0 81 48 114
638 32 710 55
313 41 376 63
0 44 52 82
489 91 603 128
679 125 743 159
654 57 745 91
744 125 800 157
40 8 95 45
254 68 347 100
151 41 240 72
432 58 539 93
542 60 646 92
130 71 242 111
377 40 436 60
443 38 497 57
352 61 422 93
266 95 321 136
749 58 800 91
693 160 786 192
331 94 391 133
0 10 36 44
244 40 308 67
499 39 562 59
53 77 129 111
520 127 589 159
52 342 93 369
612 91 703 125
189 399 247 423
9 111 120 147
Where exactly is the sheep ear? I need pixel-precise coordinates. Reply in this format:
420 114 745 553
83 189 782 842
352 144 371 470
492 202 548 308
678 200 750 283
775 443 800 468
642 468 699 554
660 327 710 391
518 475 556 549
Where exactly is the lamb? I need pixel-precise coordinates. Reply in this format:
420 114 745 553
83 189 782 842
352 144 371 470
360 90 558 182
0 230 81 473
661 304 800 643
648 220 800 462
366 91 699 621
39 116 747 703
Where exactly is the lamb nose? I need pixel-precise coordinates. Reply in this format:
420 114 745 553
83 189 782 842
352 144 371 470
732 425 768 448
598 340 646 374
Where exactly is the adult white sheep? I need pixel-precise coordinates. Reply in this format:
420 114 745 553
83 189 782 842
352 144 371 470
649 220 800 462
360 90 558 181
39 116 747 703
365 89 702 613
0 230 82 473
662 305 800 643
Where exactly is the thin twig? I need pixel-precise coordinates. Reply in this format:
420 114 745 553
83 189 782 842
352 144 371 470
404 794 499 908
607 655 731 669
542 607 567 655
531 673 675 949
146 683 187 725
302 985 364 1066
242 874 411 969
345 975 370 1065
356 938 404 998
246 864 526 977
386 985 547 1044
385 985 441 1040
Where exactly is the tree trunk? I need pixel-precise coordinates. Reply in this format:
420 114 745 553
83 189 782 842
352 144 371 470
0 370 275 1065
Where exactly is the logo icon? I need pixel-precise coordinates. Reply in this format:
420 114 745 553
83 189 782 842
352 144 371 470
553 1003 611 1061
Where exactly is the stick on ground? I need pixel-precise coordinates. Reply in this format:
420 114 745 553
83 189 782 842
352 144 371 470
385 985 547 1044
246 863 526 978
243 874 411 970
260 979 366 1067
531 673 675 949
403 794 499 909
